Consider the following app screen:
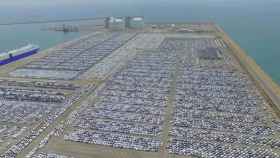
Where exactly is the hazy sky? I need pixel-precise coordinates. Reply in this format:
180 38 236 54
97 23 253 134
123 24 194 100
0 0 142 7
1 0 96 7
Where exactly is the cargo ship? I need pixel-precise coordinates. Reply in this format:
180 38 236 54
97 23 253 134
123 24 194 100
0 44 39 65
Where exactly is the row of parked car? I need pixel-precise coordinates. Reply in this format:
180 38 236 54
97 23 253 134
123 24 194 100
66 50 178 151
65 130 161 152
0 87 66 103
0 79 79 90
20 32 136 80
165 37 280 157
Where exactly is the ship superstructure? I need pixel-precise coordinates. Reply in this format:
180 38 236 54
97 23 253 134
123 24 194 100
0 44 39 65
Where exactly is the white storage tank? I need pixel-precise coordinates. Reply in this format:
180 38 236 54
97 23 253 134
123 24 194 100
126 16 145 29
105 17 125 30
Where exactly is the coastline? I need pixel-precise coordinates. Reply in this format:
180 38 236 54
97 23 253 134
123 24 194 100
216 24 280 118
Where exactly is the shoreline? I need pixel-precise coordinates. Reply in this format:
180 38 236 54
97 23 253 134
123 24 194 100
216 24 280 118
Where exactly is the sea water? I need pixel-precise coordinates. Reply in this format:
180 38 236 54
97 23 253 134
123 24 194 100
0 0 279 84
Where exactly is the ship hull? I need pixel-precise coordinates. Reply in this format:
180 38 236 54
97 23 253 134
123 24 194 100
0 48 39 66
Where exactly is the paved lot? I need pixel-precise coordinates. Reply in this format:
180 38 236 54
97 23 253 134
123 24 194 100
0 23 279 158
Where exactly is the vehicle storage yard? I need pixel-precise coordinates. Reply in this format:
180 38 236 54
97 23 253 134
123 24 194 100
0 22 279 158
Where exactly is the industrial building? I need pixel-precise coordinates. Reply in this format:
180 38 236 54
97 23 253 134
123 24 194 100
125 16 145 29
105 16 145 30
105 17 126 30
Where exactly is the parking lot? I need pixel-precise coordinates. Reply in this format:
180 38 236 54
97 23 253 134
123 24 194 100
10 32 137 80
0 79 84 157
1 24 279 158
60 32 280 157
65 49 178 152
163 37 280 157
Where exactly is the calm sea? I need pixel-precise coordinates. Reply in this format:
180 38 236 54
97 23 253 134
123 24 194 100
0 0 279 84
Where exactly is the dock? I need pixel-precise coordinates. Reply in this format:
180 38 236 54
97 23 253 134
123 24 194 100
0 22 279 158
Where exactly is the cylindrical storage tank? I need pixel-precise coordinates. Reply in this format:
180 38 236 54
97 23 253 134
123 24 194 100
107 17 125 30
104 17 110 28
128 17 145 29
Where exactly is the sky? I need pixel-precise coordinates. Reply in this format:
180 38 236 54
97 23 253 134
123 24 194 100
1 0 90 6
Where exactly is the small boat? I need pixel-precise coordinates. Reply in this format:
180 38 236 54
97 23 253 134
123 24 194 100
0 44 40 65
